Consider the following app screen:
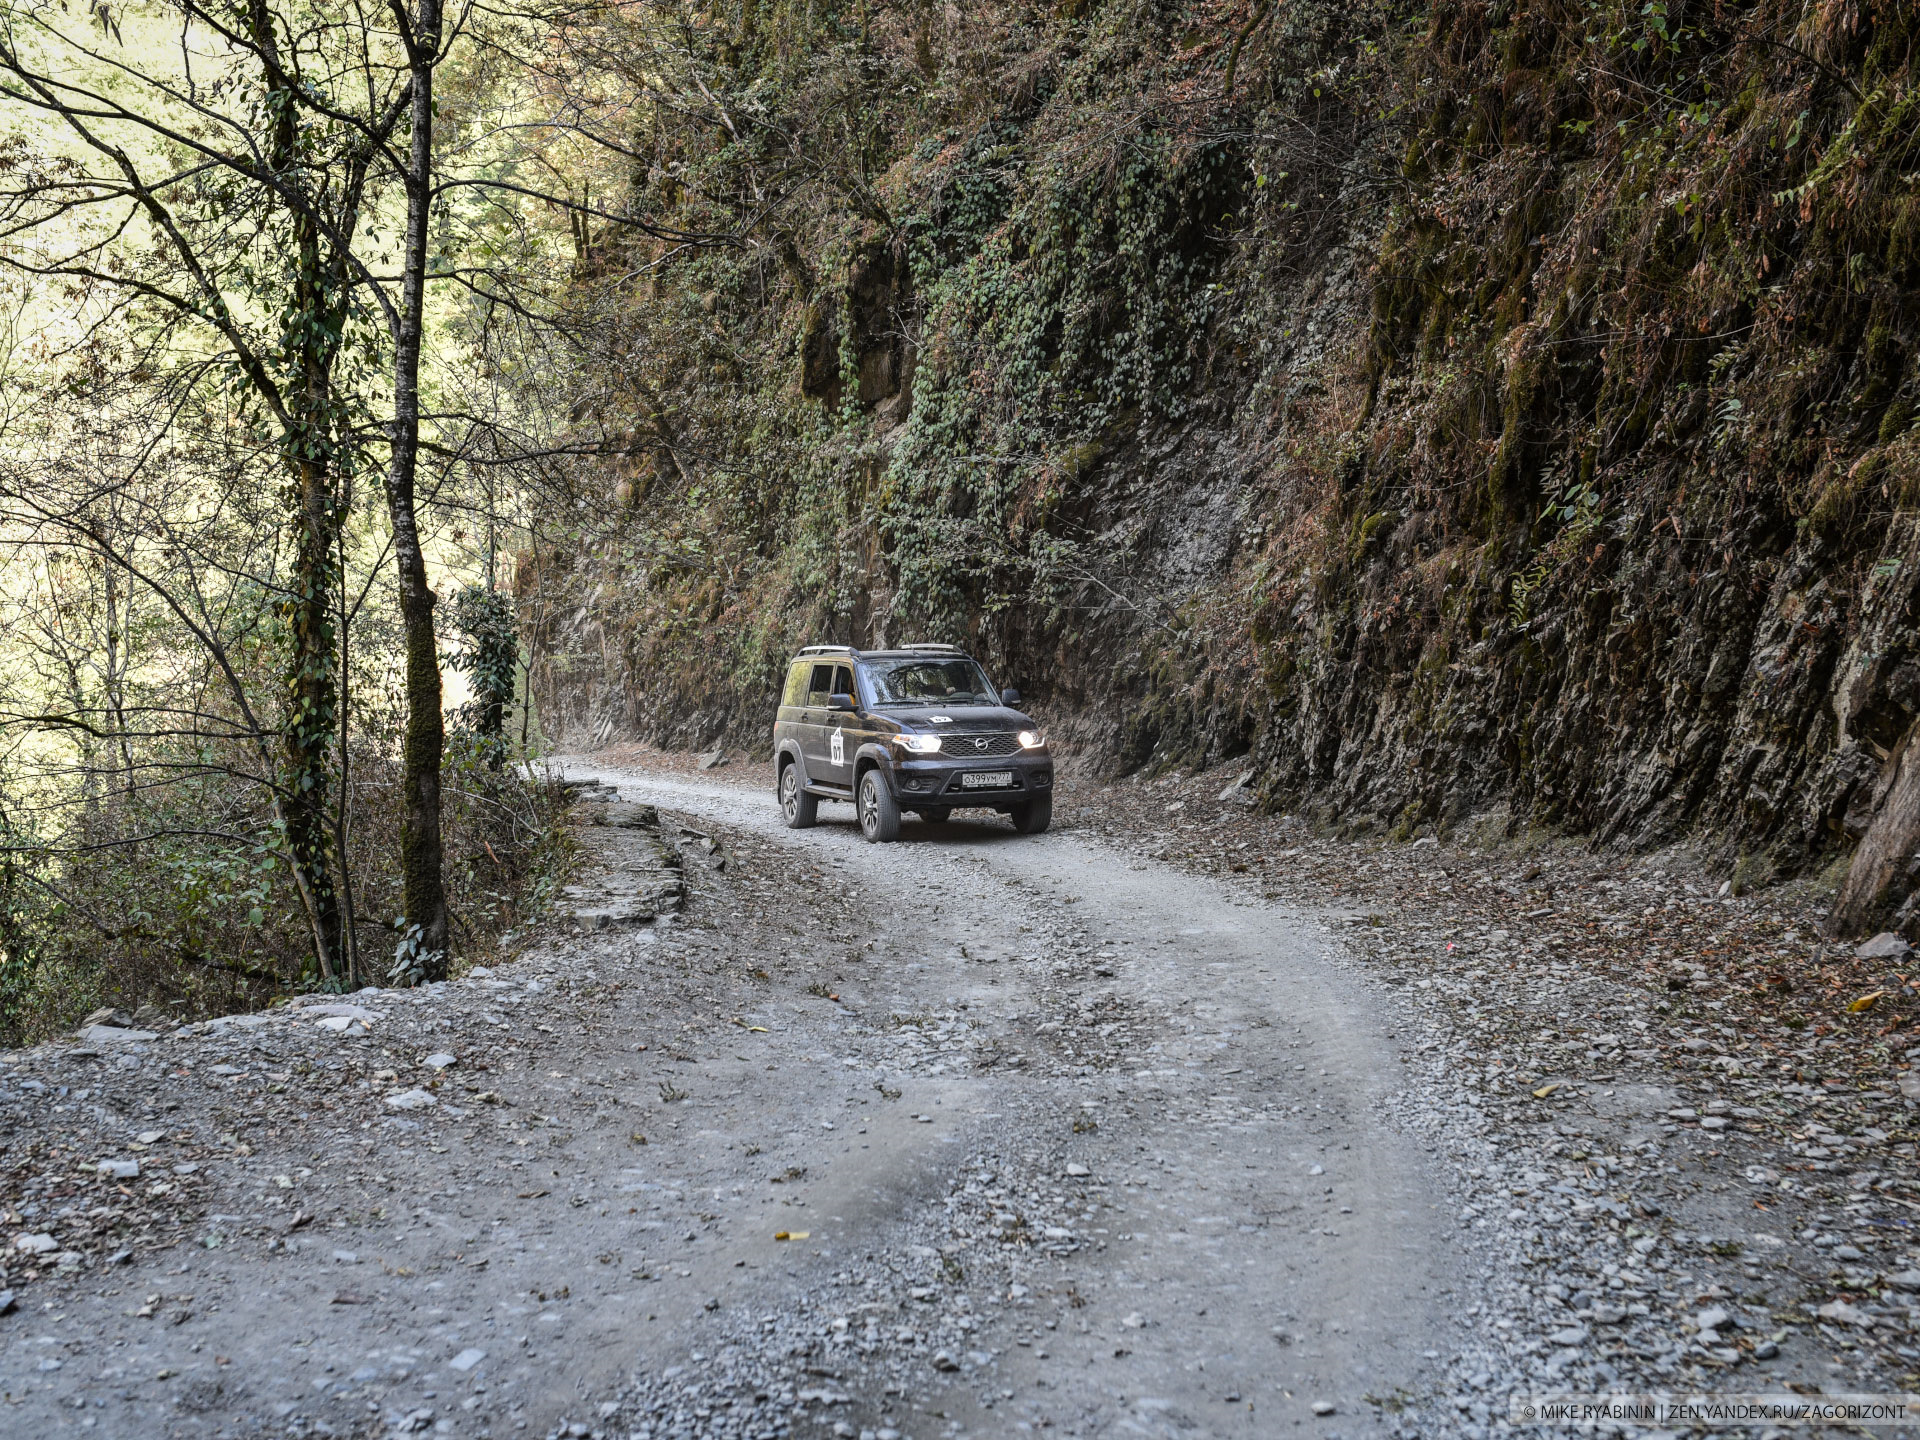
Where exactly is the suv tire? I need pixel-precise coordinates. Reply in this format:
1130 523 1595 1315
780 761 818 829
1009 796 1051 835
858 768 902 842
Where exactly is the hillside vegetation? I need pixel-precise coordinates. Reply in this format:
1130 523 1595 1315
526 0 1920 935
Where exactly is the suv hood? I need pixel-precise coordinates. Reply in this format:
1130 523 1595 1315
882 706 1031 733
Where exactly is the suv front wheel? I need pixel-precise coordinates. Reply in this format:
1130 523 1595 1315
1009 796 1051 835
858 769 902 842
780 761 819 829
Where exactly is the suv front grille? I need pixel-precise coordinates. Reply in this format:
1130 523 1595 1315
940 732 1022 758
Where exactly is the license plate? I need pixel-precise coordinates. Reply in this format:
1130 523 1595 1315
960 770 1013 789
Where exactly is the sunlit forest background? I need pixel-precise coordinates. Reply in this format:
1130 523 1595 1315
0 0 658 1036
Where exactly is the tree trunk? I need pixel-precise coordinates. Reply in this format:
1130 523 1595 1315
103 559 135 806
282 443 346 983
334 502 360 984
262 4 347 985
384 0 449 980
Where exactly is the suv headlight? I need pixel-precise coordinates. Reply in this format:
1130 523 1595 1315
1018 730 1046 749
898 733 942 754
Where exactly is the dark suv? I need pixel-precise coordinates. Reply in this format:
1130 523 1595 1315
771 644 1053 841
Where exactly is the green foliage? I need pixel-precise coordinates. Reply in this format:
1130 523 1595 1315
0 729 572 1046
0 799 47 1043
1367 0 1920 567
447 585 519 759
520 0 1354 743
1509 482 1605 628
0 785 318 1048
883 129 1240 630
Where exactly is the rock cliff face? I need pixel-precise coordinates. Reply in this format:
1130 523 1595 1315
525 0 1920 935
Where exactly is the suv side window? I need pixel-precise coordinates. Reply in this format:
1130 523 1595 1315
805 664 836 706
782 661 811 708
831 665 855 704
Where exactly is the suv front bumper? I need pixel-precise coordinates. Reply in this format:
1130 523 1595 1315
885 752 1054 806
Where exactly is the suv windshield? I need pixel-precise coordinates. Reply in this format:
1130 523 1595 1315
865 658 999 706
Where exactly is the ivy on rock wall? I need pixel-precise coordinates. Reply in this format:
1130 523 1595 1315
1246 0 1920 930
522 0 1920 933
522 0 1351 744
884 123 1241 630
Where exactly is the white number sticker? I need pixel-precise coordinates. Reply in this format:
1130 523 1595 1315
830 729 845 766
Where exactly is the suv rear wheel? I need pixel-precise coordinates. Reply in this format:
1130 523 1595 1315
922 807 951 824
858 769 902 842
1009 796 1051 835
780 761 818 829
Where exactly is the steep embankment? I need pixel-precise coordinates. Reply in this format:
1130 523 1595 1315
522 0 1920 934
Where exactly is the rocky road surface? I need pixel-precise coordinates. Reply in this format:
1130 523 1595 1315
1 751 1917 1440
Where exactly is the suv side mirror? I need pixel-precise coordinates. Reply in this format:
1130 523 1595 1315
829 693 857 713
1001 687 1021 706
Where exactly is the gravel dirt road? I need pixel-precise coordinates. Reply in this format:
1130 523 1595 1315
4 752 1917 1440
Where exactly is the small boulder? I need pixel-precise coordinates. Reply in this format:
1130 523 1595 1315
303 1003 380 1023
1817 1299 1871 1327
1854 932 1911 960
1216 770 1255 804
77 1025 158 1045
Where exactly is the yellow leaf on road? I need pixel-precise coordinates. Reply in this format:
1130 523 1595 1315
1848 991 1884 1013
1532 1083 1561 1099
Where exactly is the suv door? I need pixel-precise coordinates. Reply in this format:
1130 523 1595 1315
819 663 858 789
799 663 841 789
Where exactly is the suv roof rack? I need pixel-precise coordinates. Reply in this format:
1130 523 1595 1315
796 644 857 656
899 642 963 652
